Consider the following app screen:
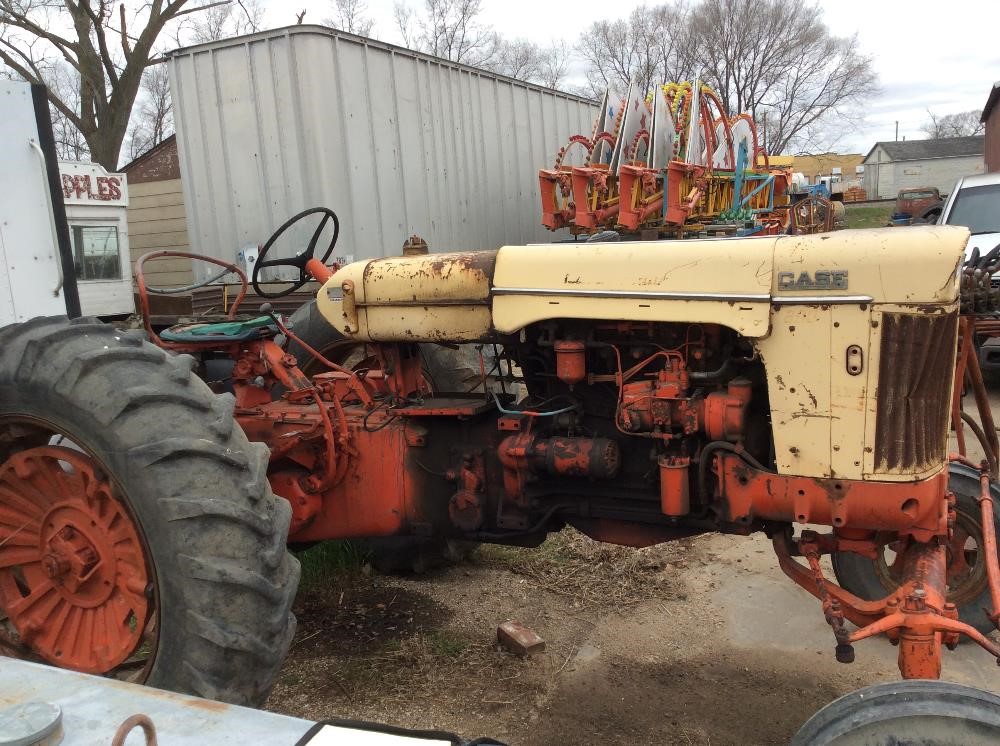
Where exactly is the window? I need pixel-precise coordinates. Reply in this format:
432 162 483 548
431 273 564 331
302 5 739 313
946 184 1000 235
71 225 121 281
901 190 937 200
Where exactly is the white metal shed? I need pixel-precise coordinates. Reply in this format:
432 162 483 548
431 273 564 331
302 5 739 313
861 136 985 200
166 25 597 281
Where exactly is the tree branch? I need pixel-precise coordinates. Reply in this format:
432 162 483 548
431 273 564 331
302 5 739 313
171 0 230 19
0 42 85 130
72 0 121 86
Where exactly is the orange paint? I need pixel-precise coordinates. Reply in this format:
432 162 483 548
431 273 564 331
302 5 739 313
0 447 150 674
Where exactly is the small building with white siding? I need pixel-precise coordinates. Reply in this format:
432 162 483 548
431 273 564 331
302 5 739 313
862 136 984 199
59 160 134 317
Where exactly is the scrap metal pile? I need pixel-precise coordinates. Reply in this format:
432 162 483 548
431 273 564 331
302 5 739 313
540 80 797 237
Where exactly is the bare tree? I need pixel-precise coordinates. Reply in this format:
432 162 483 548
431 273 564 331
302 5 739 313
394 0 498 66
181 0 262 44
482 38 570 90
327 0 374 36
686 0 875 153
23 58 91 160
577 3 693 97
922 110 985 139
393 1 414 45
537 40 570 90
577 0 876 153
0 1 242 170
490 38 543 81
125 62 172 160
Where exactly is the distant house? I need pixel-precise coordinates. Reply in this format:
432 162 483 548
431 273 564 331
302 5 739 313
861 136 985 199
120 134 195 290
983 81 1000 172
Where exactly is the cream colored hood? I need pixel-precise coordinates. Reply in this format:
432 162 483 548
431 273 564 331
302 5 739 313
316 227 967 343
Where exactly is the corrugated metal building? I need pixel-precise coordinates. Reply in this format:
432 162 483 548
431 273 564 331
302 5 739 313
165 25 597 281
983 81 1000 173
862 136 985 199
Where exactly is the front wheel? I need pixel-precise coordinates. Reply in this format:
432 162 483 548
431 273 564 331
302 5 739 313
832 463 999 635
792 680 1000 745
0 317 299 705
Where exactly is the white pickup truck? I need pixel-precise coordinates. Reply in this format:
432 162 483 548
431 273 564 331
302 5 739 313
943 172 1000 369
941 171 1000 261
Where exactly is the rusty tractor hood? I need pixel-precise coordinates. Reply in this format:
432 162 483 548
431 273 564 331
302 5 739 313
316 227 968 342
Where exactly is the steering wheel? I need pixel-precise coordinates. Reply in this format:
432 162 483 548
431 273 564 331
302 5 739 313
253 207 340 299
135 249 249 317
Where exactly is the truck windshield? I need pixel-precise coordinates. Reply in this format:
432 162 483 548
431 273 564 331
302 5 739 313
946 184 1000 234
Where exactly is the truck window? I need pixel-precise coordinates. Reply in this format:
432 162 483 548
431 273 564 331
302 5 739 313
946 184 1000 235
71 225 121 281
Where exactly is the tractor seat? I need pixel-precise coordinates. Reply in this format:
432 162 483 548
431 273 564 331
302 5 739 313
160 315 279 343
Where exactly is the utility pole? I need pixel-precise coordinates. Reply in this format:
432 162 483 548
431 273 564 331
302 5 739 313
895 121 899 141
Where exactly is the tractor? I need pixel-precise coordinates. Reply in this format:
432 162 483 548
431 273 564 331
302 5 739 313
3 209 1000 740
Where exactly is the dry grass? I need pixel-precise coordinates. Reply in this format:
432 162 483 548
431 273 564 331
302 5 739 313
272 623 531 718
476 527 688 610
270 527 696 722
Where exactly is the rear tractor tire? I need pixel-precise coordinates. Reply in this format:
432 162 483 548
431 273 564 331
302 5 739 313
832 463 1000 635
0 317 299 705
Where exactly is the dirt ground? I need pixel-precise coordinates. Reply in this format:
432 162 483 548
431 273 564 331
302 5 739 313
264 528 997 745
265 384 1000 745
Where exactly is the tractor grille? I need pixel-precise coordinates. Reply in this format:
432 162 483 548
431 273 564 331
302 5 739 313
873 311 957 473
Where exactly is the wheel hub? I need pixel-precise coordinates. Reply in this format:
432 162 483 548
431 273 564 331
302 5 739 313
43 525 99 588
0 446 150 673
874 510 986 607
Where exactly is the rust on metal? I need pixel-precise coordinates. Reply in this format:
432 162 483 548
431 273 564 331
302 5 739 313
111 713 158 746
401 235 429 256
716 453 948 541
553 340 587 385
659 455 691 516
874 311 958 472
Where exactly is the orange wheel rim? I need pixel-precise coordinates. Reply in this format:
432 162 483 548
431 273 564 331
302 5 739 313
0 446 150 673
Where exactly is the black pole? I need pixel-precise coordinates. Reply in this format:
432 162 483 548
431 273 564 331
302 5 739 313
29 83 81 319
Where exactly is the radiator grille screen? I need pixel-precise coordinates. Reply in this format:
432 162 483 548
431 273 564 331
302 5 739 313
874 311 957 473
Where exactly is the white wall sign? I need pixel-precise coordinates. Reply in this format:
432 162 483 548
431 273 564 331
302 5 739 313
59 161 128 206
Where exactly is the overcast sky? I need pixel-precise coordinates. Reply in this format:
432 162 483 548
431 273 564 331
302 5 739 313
262 0 997 154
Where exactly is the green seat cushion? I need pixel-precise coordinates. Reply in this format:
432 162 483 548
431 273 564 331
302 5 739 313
160 315 278 343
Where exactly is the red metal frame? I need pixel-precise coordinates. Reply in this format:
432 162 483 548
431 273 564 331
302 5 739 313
952 316 1000 474
770 454 1000 680
134 250 249 350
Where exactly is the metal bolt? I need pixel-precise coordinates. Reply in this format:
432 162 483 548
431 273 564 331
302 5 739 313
41 553 68 579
